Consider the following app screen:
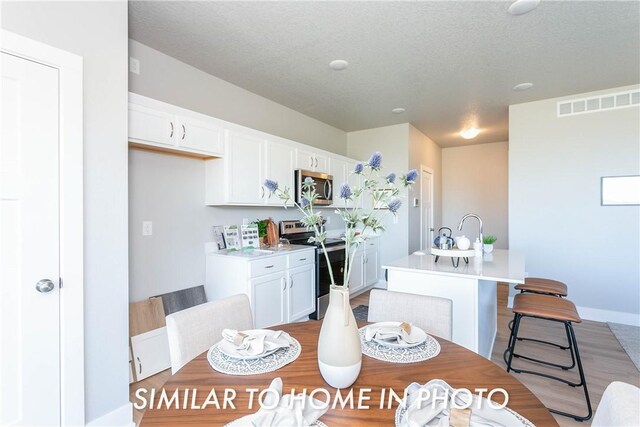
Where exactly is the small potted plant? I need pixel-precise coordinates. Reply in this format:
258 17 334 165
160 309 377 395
483 235 497 253
252 219 268 248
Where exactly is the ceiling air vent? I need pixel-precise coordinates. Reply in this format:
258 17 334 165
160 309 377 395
557 89 640 117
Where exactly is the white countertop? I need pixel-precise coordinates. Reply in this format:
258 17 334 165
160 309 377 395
205 244 314 259
383 249 525 284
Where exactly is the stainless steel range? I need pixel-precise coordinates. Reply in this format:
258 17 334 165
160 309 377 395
280 220 345 320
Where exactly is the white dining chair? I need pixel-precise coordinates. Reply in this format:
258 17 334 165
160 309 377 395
165 293 253 374
367 289 453 340
591 381 640 426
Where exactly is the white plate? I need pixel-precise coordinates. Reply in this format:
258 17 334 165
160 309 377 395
368 322 427 348
217 329 288 360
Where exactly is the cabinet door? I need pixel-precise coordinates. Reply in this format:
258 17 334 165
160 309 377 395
329 157 347 208
130 327 171 381
176 115 224 155
264 139 295 206
314 154 328 173
251 272 287 328
364 247 380 286
288 265 316 321
296 148 315 170
128 103 176 147
227 130 265 204
348 251 365 295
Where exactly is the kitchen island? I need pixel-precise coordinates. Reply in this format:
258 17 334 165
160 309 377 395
383 249 525 359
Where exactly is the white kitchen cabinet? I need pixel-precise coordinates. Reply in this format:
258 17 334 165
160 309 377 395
225 129 265 204
264 138 295 206
130 327 171 381
288 264 315 321
348 249 365 295
128 93 224 157
251 272 288 328
296 148 328 173
328 157 348 208
364 239 380 286
349 237 381 296
205 248 316 328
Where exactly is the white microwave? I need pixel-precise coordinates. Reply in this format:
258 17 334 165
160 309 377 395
294 169 333 206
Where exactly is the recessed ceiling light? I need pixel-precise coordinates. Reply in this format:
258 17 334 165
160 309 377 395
329 60 348 71
508 0 540 15
391 108 406 114
513 82 534 91
460 128 480 139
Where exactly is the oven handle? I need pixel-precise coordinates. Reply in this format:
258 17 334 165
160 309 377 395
323 245 346 253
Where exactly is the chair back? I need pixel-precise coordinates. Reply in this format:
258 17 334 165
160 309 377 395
368 289 452 340
166 293 253 374
592 381 640 426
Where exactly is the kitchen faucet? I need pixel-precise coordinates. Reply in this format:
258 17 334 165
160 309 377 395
457 213 483 252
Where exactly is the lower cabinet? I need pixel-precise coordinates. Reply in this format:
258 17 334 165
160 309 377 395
130 327 171 381
349 237 381 296
251 272 288 328
205 248 316 329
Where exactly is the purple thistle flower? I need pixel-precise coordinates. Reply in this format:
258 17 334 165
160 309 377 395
387 197 402 213
405 169 418 183
354 162 364 174
300 197 310 208
367 152 382 169
263 179 278 192
386 172 396 183
339 183 352 200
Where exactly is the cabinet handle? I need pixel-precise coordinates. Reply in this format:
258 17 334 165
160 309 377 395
261 187 265 199
314 157 318 168
309 156 313 168
281 278 286 291
299 258 306 261
137 357 142 374
169 122 174 138
265 265 274 269
290 278 294 289
181 124 186 140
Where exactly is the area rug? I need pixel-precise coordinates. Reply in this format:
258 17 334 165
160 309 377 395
608 322 640 371
352 305 369 322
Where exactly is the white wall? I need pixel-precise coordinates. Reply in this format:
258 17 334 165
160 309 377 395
128 41 348 302
129 40 347 155
2 1 130 423
347 124 410 273
510 85 640 323
408 125 442 253
442 141 508 249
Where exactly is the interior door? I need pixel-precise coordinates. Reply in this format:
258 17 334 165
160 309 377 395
421 169 433 250
1 52 61 425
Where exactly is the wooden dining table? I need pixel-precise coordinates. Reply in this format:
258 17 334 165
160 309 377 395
140 321 558 426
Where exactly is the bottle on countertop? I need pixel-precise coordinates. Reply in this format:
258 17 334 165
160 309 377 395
473 238 482 255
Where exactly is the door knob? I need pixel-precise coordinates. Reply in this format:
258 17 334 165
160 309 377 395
36 279 55 293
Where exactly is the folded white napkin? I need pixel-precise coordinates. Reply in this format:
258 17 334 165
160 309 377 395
400 379 520 427
227 377 328 427
365 322 421 345
221 329 290 357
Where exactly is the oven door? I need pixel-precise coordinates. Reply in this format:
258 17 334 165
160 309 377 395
295 169 333 206
314 245 346 320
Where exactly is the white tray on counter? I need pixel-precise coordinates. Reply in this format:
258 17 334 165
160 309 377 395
430 247 476 258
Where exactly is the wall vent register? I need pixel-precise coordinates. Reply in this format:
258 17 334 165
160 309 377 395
557 89 639 117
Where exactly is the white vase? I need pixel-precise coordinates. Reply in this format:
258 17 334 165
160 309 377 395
483 243 494 253
317 285 362 388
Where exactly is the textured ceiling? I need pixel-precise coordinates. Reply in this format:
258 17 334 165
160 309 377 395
129 1 640 147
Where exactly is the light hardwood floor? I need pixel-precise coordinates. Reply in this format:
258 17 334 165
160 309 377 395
131 286 639 426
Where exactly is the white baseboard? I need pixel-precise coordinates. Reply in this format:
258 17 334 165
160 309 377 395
507 296 640 326
87 402 133 427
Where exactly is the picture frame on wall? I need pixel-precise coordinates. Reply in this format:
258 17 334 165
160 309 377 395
601 175 640 206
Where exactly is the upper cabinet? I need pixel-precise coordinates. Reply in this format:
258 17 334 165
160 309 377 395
128 93 224 158
264 138 295 206
296 148 328 173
